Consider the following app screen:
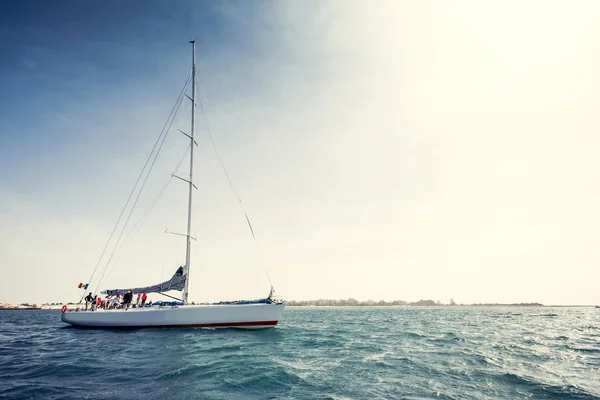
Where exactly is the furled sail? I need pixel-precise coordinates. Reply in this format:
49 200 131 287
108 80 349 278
104 267 186 296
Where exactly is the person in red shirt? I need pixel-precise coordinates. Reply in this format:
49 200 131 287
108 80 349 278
141 293 147 307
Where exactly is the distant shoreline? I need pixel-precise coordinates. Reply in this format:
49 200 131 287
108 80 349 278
1 302 597 311
285 300 546 307
286 304 598 308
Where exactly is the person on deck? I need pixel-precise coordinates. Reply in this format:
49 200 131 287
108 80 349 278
122 290 133 311
84 292 94 311
141 293 147 307
135 293 141 308
110 295 119 309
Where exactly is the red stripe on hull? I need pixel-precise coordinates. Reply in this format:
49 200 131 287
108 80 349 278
68 320 279 329
162 320 279 328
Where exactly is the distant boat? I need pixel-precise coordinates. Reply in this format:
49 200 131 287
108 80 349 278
61 42 285 329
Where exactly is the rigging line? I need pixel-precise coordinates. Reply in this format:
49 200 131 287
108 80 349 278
244 214 256 239
127 144 191 244
197 84 275 290
122 144 191 245
245 212 273 290
103 145 192 275
93 83 190 295
176 236 181 269
197 85 242 203
177 91 190 134
111 81 192 262
101 142 191 290
117 88 192 252
92 79 189 294
79 74 192 302
103 176 173 279
94 110 177 295
264 266 274 289
95 95 185 294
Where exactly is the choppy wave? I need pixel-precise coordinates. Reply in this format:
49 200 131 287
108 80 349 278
1 307 599 399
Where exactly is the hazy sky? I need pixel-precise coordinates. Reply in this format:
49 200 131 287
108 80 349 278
1 0 599 305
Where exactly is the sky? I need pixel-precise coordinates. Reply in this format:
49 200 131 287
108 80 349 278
1 0 599 306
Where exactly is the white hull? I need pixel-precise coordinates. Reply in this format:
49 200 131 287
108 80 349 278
61 303 285 329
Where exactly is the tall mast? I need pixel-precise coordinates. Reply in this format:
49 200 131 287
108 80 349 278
183 41 196 305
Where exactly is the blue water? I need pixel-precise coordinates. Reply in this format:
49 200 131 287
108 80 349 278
0 307 599 399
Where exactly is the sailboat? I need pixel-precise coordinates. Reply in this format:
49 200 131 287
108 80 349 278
61 41 285 328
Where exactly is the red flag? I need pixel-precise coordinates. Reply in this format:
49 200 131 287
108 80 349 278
78 283 83 288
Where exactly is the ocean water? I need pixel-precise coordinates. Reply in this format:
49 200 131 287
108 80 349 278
0 307 598 399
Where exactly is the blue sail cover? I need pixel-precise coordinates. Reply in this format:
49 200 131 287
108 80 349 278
213 289 275 305
104 267 186 296
213 298 273 305
152 301 184 307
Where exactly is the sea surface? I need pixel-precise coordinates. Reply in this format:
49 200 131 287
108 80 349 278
0 307 599 399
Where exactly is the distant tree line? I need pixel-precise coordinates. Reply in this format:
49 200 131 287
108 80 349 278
287 299 439 307
286 298 543 307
